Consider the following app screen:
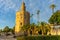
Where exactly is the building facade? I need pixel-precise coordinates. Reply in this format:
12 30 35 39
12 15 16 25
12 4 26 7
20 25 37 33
47 24 60 35
15 2 30 34
50 25 60 35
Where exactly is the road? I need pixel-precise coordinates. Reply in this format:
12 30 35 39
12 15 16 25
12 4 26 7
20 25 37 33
0 35 17 40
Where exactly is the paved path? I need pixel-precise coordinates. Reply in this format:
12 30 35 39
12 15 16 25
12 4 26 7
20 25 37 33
0 35 17 40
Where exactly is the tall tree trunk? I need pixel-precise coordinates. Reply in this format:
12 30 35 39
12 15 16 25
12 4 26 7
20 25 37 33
42 31 44 35
52 8 54 14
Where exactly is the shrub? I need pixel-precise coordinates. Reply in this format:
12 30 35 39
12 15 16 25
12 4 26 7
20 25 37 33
17 35 60 40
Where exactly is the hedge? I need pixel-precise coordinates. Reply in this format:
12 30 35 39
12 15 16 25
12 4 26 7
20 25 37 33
17 35 60 40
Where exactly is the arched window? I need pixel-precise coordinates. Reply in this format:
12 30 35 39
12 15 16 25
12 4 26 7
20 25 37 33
20 22 22 25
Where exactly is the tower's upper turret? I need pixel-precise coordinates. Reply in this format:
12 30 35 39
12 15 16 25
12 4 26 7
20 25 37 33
21 2 26 11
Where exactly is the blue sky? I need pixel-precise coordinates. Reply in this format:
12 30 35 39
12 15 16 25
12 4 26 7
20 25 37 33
0 0 60 29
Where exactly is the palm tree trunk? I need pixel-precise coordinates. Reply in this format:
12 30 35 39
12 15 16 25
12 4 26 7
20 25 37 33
42 31 44 35
30 14 33 23
52 8 54 14
37 10 40 24
56 28 58 35
37 14 39 24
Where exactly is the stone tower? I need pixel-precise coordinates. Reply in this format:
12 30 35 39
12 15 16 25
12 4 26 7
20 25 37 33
15 2 30 34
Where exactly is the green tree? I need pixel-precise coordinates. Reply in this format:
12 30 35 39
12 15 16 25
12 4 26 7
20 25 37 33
12 26 15 34
9 28 13 32
0 29 2 33
3 26 10 34
39 22 51 35
30 23 36 35
40 22 46 35
0 29 2 35
21 24 30 36
49 10 60 25
9 26 15 34
50 4 56 13
22 23 38 35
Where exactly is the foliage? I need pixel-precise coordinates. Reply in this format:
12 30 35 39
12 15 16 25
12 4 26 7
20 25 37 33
49 10 60 25
21 24 30 36
9 26 15 34
50 4 56 13
12 26 15 34
0 29 2 33
38 22 51 35
21 23 37 35
17 35 60 40
21 24 30 33
21 22 51 35
50 4 56 9
3 26 10 33
37 10 40 23
30 23 37 35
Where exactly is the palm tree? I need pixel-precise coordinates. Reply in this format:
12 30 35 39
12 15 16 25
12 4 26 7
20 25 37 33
45 24 51 35
40 22 51 35
50 4 56 26
40 22 46 35
30 23 35 35
30 14 34 23
37 10 40 24
50 4 56 13
30 14 34 17
21 24 30 36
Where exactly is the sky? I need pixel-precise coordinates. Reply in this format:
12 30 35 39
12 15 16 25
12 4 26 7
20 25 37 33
0 0 60 29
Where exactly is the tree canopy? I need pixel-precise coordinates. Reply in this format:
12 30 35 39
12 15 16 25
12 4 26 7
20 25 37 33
50 4 56 13
3 26 10 33
49 10 60 25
